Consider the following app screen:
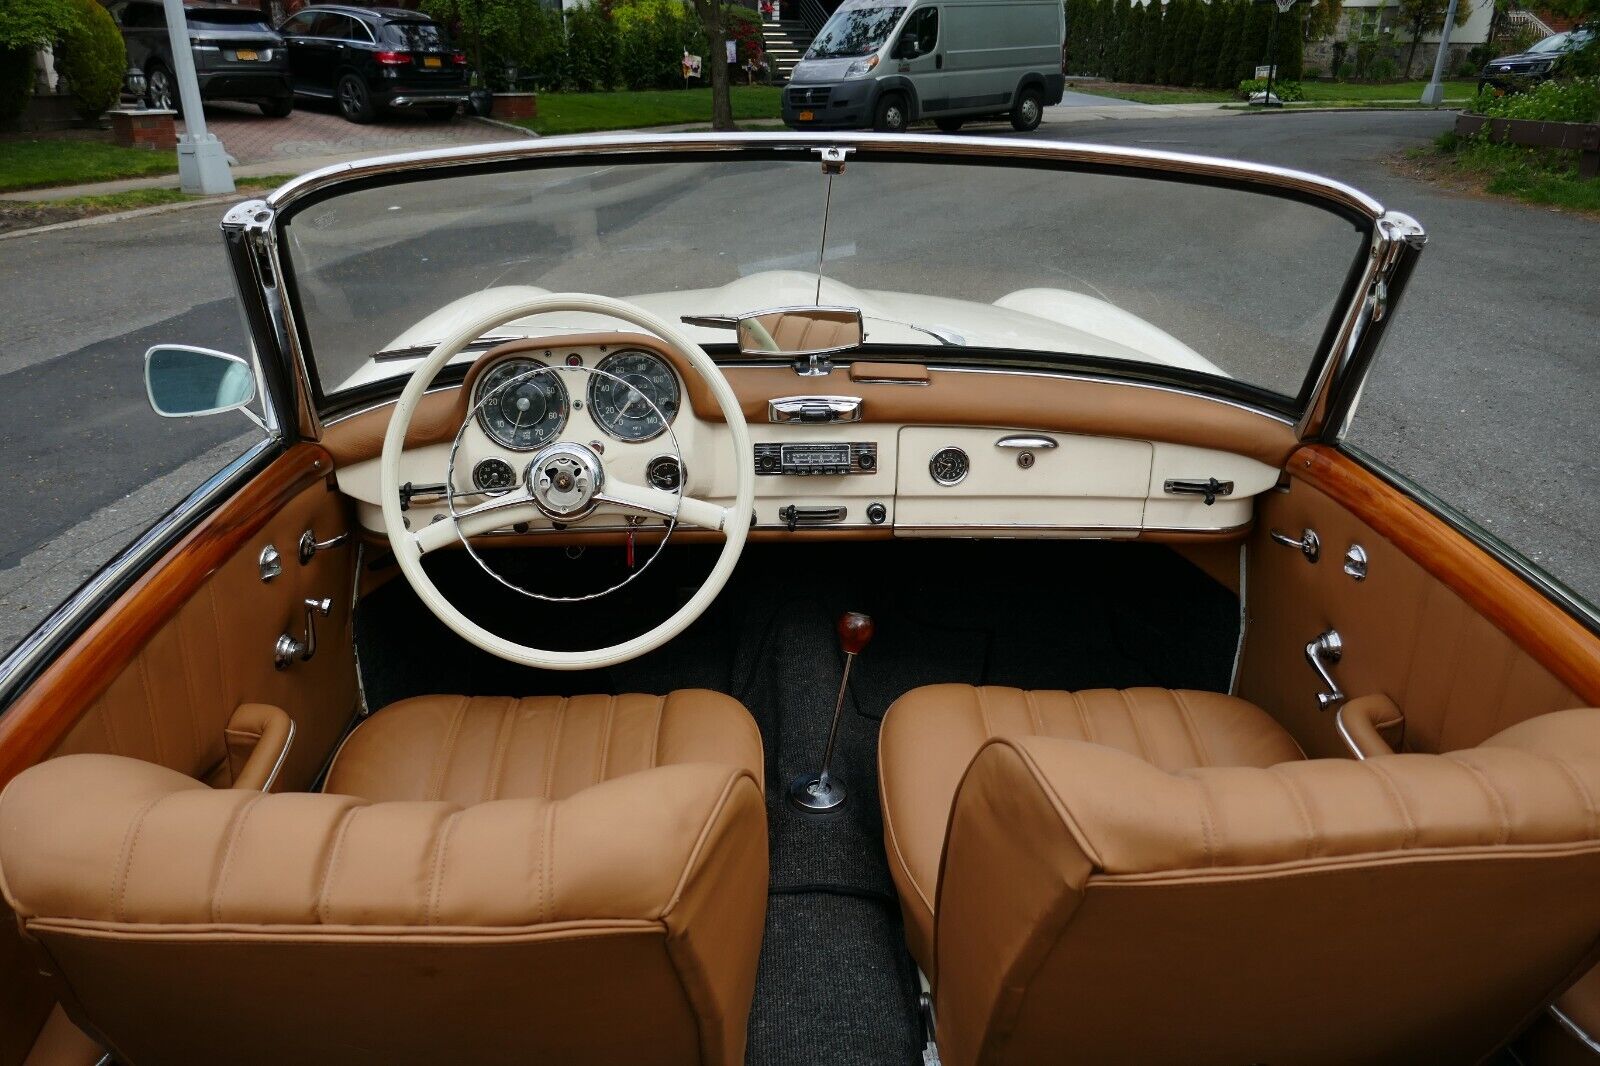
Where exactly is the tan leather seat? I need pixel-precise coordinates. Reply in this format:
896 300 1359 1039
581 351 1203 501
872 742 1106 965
324 690 765 802
0 690 767 1066
878 684 1304 971
882 689 1600 1065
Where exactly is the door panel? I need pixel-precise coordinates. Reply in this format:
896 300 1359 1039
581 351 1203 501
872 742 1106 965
1239 446 1593 760
0 445 356 1064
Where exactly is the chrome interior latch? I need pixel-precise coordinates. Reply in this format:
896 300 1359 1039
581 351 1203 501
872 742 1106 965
1270 527 1321 562
1305 629 1346 711
1343 544 1369 581
298 527 350 564
1164 477 1234 506
258 544 282 582
275 597 332 670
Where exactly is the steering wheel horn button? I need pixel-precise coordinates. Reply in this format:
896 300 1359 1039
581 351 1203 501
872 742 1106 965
528 442 605 520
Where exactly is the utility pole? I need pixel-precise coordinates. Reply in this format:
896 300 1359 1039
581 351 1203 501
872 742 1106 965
1419 0 1461 104
159 0 234 194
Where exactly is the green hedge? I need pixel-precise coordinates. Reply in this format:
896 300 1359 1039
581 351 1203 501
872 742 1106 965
420 0 764 94
1066 0 1302 90
58 0 126 118
1469 76 1600 122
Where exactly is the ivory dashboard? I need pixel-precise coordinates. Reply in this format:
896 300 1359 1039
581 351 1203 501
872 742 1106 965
331 337 1286 543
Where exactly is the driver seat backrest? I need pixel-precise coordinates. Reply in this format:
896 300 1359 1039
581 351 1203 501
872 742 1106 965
0 753 767 1066
933 708 1600 1066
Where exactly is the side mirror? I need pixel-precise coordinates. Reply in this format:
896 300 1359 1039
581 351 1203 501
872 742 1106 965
144 344 257 418
736 306 864 357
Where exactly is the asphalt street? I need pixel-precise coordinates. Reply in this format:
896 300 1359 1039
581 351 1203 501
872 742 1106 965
0 109 1595 653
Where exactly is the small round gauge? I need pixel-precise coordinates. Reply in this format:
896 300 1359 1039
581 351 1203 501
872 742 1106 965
475 359 568 451
930 446 970 487
472 457 517 496
587 350 681 443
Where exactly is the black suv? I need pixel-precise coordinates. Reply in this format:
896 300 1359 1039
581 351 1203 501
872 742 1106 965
276 5 469 123
1478 26 1596 95
106 0 293 116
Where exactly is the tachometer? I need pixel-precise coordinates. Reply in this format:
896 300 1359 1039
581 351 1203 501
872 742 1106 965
588 350 680 443
474 359 568 451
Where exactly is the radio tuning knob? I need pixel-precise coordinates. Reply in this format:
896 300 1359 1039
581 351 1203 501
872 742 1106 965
867 502 887 525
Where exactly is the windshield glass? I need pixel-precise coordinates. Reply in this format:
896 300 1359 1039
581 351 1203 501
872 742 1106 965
279 151 1368 409
806 1 905 58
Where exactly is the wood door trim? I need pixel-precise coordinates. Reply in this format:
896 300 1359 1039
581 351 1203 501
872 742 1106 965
1292 445 1600 706
0 445 334 791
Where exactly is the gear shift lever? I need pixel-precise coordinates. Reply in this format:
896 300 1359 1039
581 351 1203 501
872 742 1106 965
788 611 874 813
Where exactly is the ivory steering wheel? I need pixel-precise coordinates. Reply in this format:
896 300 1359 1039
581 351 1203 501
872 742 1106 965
380 294 755 671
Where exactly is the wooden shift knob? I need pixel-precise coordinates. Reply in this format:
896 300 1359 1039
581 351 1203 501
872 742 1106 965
837 611 875 656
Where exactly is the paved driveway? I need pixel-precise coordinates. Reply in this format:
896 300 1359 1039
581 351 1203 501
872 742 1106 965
180 100 529 166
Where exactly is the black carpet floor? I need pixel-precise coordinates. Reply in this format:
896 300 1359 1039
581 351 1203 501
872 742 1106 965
356 539 1239 1065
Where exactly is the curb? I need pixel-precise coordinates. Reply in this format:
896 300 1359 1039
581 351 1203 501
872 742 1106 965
1231 105 1467 115
0 194 237 241
469 114 540 138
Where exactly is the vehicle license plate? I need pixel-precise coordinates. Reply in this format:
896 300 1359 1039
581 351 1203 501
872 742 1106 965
424 55 442 68
798 109 814 121
235 49 258 61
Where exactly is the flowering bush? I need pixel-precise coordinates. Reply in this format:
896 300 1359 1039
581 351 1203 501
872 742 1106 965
1236 78 1304 101
1469 76 1600 123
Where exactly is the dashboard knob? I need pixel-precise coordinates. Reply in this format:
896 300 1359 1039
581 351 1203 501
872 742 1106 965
867 502 887 525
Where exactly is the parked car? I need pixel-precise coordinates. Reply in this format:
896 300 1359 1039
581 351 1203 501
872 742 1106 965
3 131 1600 1065
782 0 1065 132
105 0 293 117
1478 25 1596 95
276 5 469 123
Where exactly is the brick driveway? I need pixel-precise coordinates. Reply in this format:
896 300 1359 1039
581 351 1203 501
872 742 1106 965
180 101 529 166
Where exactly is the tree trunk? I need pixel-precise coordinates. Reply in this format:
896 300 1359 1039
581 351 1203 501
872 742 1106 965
693 0 735 130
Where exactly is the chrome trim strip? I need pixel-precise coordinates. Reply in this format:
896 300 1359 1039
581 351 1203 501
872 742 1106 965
265 132 1385 219
0 438 280 705
1549 1004 1600 1055
349 540 371 718
1334 706 1367 761
260 717 296 792
1229 542 1248 696
928 365 1297 426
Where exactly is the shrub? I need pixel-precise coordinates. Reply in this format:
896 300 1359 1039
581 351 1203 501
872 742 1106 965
1471 76 1600 122
616 0 698 88
564 3 618 91
57 0 126 118
1237 76 1304 100
1303 65 1322 79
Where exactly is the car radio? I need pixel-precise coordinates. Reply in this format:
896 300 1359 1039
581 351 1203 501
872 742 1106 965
754 442 877 476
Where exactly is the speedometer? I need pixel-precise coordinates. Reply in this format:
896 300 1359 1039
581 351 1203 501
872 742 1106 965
588 350 680 443
474 358 569 451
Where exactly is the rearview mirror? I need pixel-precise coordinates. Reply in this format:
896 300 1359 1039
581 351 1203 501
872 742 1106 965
144 345 257 418
736 306 864 357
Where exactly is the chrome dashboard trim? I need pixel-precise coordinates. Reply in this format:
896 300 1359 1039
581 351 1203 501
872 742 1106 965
893 522 1252 535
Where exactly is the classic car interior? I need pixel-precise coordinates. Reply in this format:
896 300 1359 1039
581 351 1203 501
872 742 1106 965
0 135 1598 1066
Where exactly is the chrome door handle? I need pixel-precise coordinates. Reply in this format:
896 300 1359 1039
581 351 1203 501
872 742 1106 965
274 597 332 670
1305 629 1345 711
1270 527 1321 562
995 435 1057 449
298 528 350 564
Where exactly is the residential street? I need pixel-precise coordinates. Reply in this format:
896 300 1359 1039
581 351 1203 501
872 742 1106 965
0 109 1596 652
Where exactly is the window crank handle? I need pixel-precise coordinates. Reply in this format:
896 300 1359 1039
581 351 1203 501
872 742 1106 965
1305 629 1345 711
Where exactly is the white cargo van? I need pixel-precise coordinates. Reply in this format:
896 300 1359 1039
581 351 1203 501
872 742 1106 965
782 0 1065 132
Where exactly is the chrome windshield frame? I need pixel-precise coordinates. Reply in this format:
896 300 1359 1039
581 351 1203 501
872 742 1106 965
260 131 1405 435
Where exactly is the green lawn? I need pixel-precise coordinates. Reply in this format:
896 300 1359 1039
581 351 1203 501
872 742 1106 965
0 140 179 193
515 87 784 136
1418 133 1600 215
1299 79 1476 102
1067 84 1235 104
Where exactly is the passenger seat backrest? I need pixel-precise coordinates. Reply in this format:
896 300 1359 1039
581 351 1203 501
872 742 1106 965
933 708 1600 1066
0 754 767 1066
